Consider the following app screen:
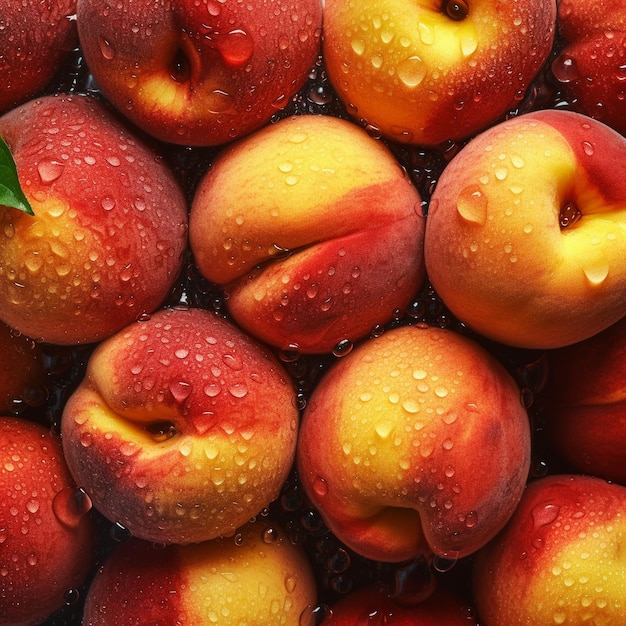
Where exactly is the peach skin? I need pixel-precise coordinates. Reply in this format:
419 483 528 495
60 306 299 545
190 114 425 354
297 323 531 563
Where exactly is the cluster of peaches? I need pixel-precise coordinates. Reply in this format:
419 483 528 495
1 0 625 624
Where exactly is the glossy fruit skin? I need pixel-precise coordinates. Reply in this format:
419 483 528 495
473 474 626 625
61 306 299 545
76 0 323 146
553 0 626 136
425 109 626 349
0 0 77 115
0 94 188 345
82 521 317 626
323 0 556 146
0 417 97 626
190 114 426 354
297 323 531 563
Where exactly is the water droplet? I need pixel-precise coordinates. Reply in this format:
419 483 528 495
432 551 459 572
169 381 192 403
583 262 609 286
551 54 579 83
37 161 63 184
582 141 595 156
351 38 365 55
532 503 560 529
52 487 93 528
101 197 115 211
99 36 115 60
457 185 488 224
460 34 478 57
397 56 426 87
216 29 254 66
375 421 395 439
228 383 248 398
312 476 328 497
332 339 353 357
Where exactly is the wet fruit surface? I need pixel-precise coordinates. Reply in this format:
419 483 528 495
1 4 624 624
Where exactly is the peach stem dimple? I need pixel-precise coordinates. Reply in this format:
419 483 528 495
559 201 582 229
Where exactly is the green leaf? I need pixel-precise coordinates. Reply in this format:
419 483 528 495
0 136 34 216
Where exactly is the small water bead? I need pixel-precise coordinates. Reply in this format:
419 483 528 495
431 550 459 573
552 54 580 83
532 503 561 529
52 487 93 528
98 36 115 60
397 56 426 88
37 160 63 184
457 185 488 225
332 339 353 357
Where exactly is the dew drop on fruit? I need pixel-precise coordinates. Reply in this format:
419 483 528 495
551 54 580 83
312 476 328 497
583 262 609 286
456 185 488 224
531 503 560 529
51 487 93 528
64 588 81 606
351 38 365 56
37 160 63 184
169 380 192 403
582 141 595 157
98 36 116 60
206 0 222 16
432 550 459 573
397 56 427 88
460 33 478 57
216 29 254 67
332 339 353 357
228 382 248 398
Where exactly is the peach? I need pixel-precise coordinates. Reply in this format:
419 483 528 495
60 306 299 545
190 114 425 354
425 109 626 349
0 94 188 345
323 0 556 146
0 416 97 626
473 474 626 625
542 316 626 484
82 521 317 625
552 0 626 136
297 323 531 563
76 0 322 146
0 0 77 114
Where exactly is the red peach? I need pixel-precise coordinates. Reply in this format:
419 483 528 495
76 0 323 146
552 0 626 136
0 0 77 114
297 323 531 563
473 474 626 625
323 0 556 145
61 306 299 545
0 416 97 626
0 94 188 345
82 521 317 625
425 109 626 349
190 114 425 354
